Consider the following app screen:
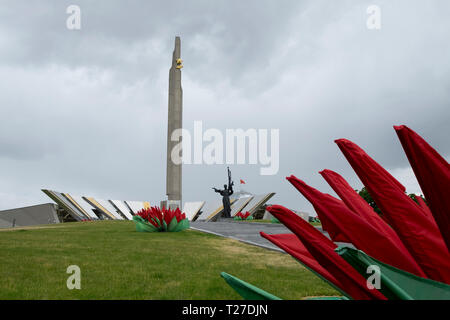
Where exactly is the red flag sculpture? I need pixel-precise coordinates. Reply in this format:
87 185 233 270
335 138 450 283
319 169 424 262
415 195 436 223
394 125 450 252
249 125 450 299
286 176 426 277
260 232 348 296
301 195 350 243
319 169 393 236
267 205 387 300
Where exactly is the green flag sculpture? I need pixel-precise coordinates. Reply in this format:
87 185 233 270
336 247 450 300
220 272 281 300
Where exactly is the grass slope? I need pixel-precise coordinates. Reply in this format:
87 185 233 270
0 221 337 299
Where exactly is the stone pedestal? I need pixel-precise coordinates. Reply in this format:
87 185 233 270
160 200 181 210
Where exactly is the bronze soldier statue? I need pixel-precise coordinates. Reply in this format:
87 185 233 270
212 167 234 218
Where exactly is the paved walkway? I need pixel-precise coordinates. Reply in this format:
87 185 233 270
190 220 325 252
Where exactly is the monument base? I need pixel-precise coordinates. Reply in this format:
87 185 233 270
160 200 181 210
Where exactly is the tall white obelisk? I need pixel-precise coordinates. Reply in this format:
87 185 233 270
165 36 183 209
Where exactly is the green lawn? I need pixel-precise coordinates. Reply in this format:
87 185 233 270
0 221 337 299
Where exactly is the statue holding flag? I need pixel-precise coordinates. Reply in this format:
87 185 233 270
212 167 234 218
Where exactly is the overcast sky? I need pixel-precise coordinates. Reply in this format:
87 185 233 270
0 0 449 215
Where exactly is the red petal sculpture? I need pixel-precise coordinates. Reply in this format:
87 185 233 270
135 206 189 232
319 169 425 268
415 195 435 223
303 193 350 244
235 211 252 220
267 205 387 300
286 176 426 277
319 169 392 236
260 232 347 295
335 138 450 283
394 125 450 252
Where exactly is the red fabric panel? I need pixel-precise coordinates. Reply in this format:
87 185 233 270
379 213 391 224
260 233 345 291
415 195 435 222
287 176 426 277
319 169 421 260
335 138 450 284
320 169 390 233
310 203 351 243
267 205 387 300
394 125 450 252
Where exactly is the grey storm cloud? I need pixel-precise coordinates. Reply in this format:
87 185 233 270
0 0 449 213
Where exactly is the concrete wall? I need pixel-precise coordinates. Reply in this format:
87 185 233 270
0 203 60 228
